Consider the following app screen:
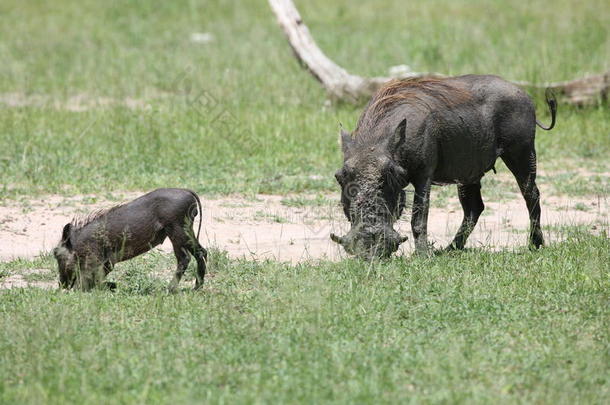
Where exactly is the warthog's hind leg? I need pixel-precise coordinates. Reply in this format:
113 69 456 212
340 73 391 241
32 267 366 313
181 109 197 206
502 148 544 248
181 222 207 290
184 226 207 290
166 225 192 293
169 246 190 293
191 245 207 290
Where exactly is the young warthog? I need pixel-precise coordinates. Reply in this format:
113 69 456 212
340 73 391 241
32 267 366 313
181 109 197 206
331 75 556 259
53 188 207 291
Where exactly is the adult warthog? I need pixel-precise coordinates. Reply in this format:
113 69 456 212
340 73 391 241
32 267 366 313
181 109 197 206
331 75 556 259
53 188 207 291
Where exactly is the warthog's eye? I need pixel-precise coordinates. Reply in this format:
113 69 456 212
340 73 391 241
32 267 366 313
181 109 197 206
384 162 407 189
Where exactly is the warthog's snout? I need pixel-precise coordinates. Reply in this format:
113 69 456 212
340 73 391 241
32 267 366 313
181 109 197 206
331 225 407 260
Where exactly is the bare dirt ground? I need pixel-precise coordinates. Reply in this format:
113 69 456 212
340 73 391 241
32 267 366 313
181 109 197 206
0 270 56 290
0 92 154 111
0 185 607 266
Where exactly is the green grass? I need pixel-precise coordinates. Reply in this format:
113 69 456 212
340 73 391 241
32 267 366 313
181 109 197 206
281 194 335 208
0 0 608 198
542 172 610 196
21 271 56 283
253 210 289 224
0 233 608 403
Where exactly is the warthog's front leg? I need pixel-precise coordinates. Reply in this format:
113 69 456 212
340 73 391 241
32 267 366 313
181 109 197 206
448 182 485 250
77 259 106 292
411 178 432 254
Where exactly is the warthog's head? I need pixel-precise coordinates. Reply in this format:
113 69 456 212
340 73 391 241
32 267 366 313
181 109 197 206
331 119 409 259
53 223 78 289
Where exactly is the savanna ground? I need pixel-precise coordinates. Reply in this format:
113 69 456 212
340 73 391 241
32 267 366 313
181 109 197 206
0 0 609 403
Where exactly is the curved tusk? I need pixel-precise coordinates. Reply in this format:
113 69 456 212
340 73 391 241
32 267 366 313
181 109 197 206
330 233 345 245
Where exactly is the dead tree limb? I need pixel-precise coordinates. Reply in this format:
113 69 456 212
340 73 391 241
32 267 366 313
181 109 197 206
268 0 609 105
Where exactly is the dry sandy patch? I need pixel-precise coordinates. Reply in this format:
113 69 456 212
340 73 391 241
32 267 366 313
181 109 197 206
0 188 606 264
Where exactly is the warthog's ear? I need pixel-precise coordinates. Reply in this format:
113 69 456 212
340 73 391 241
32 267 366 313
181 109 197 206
392 118 407 149
339 124 353 157
61 223 73 250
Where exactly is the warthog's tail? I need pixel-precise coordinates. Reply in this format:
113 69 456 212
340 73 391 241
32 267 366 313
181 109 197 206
536 88 557 131
189 190 203 241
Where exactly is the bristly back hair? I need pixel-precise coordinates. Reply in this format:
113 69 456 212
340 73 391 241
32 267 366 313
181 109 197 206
70 203 126 232
355 77 472 136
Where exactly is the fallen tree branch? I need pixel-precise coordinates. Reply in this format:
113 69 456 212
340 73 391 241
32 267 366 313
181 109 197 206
268 0 609 105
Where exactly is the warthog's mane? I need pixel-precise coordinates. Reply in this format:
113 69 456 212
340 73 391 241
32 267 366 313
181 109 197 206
70 203 126 232
355 78 472 138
